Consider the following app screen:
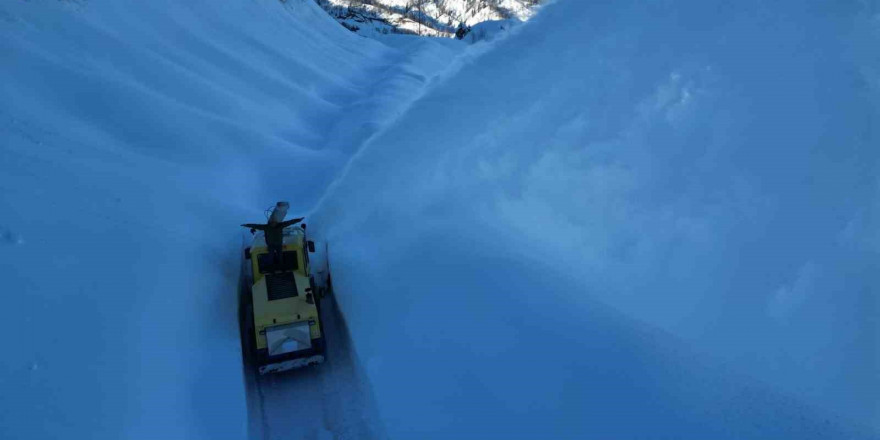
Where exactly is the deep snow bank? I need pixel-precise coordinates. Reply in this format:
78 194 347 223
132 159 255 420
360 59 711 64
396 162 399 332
0 0 408 438
312 0 879 437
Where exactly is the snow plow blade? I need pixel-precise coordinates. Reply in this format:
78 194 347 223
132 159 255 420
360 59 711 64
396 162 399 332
258 355 325 375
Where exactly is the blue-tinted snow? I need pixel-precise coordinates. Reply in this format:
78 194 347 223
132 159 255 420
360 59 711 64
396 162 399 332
0 0 459 438
1 0 878 438
311 0 879 438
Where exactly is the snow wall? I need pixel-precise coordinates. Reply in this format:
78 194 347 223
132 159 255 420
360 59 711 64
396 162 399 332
311 0 880 438
0 0 398 438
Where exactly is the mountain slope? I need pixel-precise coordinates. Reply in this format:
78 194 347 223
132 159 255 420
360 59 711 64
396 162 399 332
315 0 541 37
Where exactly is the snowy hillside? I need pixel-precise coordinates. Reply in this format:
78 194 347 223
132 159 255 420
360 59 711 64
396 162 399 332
1 0 462 438
314 0 540 37
310 0 880 438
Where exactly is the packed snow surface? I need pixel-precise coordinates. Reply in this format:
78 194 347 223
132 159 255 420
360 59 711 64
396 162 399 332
2 0 879 439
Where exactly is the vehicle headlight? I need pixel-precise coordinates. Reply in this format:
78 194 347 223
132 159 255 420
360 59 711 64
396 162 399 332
266 321 311 356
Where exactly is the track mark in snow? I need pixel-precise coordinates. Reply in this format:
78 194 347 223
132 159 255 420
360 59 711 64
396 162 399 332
244 293 384 440
256 380 272 440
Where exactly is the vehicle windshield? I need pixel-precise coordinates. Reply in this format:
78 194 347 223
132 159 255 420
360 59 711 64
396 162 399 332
257 251 298 274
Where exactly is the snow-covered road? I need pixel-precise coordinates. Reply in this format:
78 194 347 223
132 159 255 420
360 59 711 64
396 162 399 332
237 36 465 440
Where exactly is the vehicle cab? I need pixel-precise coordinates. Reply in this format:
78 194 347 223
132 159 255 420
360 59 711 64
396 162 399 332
245 224 324 374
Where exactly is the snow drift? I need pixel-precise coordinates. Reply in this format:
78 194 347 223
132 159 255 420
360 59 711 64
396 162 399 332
311 0 880 438
0 0 460 438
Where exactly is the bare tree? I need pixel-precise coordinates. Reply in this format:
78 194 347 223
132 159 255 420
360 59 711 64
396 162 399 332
413 0 428 36
347 0 363 16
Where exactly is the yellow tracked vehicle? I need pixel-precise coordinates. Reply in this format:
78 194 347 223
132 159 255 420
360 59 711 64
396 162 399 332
242 202 325 374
